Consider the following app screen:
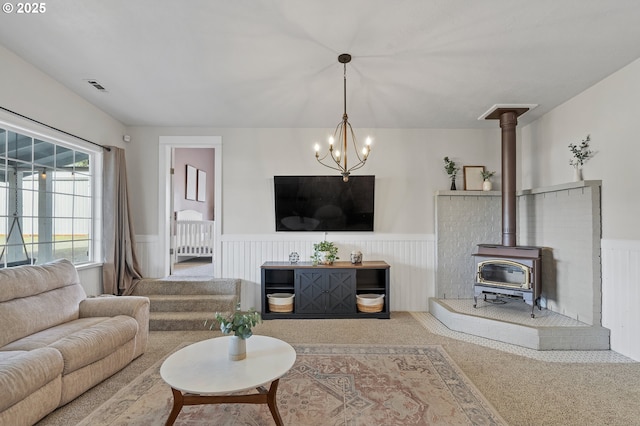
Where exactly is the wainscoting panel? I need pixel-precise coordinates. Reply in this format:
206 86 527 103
135 235 162 279
219 235 435 313
76 264 103 296
602 239 640 361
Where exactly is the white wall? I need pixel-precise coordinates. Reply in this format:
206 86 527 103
126 126 502 236
0 45 126 149
522 57 640 360
0 44 126 295
521 57 640 241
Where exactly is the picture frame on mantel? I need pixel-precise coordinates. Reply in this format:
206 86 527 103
186 165 197 200
464 166 485 190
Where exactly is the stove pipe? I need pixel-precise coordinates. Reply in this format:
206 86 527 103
500 111 517 247
484 107 530 247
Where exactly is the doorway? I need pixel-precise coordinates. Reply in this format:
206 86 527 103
171 147 215 275
158 136 222 278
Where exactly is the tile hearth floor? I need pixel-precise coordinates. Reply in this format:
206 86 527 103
411 305 635 364
440 297 587 327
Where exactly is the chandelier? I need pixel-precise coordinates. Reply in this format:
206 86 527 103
314 53 371 182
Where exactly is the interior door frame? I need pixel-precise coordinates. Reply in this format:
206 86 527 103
158 136 222 278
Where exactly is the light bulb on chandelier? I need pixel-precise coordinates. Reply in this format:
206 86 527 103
314 53 372 182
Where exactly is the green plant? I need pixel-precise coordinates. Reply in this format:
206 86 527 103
311 240 339 264
481 170 495 181
443 157 459 179
205 303 261 339
569 134 594 167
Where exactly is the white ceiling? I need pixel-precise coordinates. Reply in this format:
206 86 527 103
2 0 640 129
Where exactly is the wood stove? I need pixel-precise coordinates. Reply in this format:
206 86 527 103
473 244 541 317
473 106 544 318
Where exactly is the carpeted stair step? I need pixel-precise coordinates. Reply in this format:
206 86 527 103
147 294 237 313
131 278 239 296
149 311 234 331
132 277 241 330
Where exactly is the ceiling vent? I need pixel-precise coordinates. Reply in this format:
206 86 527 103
86 79 108 92
477 104 538 121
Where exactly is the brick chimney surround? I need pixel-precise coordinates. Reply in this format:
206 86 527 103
435 180 602 326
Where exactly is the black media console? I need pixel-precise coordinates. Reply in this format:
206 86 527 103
260 261 390 319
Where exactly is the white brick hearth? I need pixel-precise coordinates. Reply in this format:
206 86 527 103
433 181 608 350
429 297 609 350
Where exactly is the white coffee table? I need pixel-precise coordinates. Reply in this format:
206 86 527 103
160 335 296 426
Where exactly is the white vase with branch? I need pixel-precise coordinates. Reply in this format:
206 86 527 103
480 170 495 191
569 135 594 181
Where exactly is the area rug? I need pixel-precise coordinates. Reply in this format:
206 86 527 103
78 343 506 426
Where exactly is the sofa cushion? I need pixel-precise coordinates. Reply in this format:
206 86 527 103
0 259 86 347
50 316 138 374
0 259 81 302
0 348 63 412
1 316 138 374
1 317 112 351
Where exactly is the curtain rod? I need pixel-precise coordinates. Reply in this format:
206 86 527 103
0 106 111 151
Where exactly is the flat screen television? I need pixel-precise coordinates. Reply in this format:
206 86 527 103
274 175 375 232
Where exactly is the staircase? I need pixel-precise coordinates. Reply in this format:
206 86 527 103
130 277 240 331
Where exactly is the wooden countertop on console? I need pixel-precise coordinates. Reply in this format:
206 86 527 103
261 261 389 269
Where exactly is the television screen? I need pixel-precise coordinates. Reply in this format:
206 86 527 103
274 175 375 232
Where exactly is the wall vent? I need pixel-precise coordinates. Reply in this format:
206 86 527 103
86 79 108 92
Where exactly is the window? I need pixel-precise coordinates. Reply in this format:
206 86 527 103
0 126 97 267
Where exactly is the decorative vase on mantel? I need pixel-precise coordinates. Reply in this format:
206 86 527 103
482 180 492 191
450 177 456 190
228 336 247 361
573 166 583 182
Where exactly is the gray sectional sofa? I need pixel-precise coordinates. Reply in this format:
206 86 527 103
0 259 150 425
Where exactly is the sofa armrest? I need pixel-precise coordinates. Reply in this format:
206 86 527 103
79 296 150 358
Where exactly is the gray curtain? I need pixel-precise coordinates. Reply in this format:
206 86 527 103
102 146 143 295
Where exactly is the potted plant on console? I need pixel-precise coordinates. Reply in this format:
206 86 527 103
206 303 261 361
311 240 339 265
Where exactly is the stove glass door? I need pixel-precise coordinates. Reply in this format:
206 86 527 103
476 259 531 289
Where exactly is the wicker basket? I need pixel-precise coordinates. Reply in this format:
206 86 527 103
356 293 384 313
267 293 294 313
357 302 384 313
269 302 294 313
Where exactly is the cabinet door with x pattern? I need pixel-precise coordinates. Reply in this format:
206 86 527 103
295 269 356 315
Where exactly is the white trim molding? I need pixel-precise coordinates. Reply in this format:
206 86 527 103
158 136 222 278
601 238 640 361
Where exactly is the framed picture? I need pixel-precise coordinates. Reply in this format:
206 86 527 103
464 166 485 190
197 169 207 202
185 165 197 200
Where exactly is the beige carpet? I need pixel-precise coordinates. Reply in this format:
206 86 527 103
36 313 640 426
78 342 506 426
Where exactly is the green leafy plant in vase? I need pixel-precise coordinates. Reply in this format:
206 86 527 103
444 156 459 190
480 170 496 191
311 240 339 265
205 303 262 360
480 170 495 181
